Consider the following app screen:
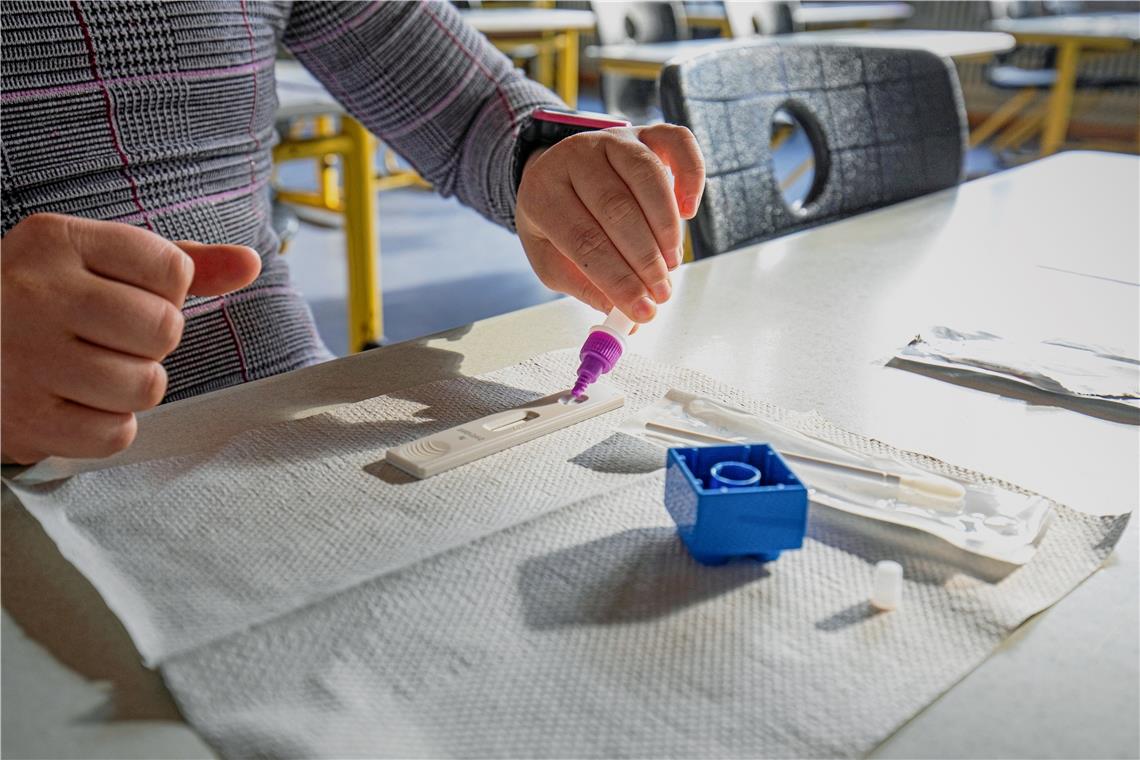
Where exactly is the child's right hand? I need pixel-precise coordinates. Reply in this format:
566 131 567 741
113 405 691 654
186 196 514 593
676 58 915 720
1 213 261 464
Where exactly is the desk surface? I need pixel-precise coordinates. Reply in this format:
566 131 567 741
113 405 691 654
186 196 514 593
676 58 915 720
591 29 1015 67
780 27 1015 56
690 2 913 29
797 1 914 26
458 8 596 34
991 11 1140 43
4 152 1138 759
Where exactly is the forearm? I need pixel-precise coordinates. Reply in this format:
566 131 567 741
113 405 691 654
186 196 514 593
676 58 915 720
284 1 564 230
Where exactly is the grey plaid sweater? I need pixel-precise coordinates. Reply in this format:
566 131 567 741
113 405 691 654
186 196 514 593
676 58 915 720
1 0 560 401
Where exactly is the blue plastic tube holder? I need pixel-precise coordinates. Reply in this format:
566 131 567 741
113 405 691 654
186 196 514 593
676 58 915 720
664 443 809 565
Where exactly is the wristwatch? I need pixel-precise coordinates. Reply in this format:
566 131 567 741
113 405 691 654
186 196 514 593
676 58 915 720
514 107 632 188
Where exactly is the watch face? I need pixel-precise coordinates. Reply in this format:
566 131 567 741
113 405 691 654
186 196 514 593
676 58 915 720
532 107 631 130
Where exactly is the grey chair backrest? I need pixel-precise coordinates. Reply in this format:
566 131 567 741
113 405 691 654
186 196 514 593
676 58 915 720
592 1 689 45
660 43 967 258
724 1 802 38
593 1 689 122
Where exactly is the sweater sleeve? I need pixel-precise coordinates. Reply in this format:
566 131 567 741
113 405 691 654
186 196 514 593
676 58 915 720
282 0 565 230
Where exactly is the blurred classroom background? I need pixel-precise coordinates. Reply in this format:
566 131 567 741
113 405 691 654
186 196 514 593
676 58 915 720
272 0 1139 356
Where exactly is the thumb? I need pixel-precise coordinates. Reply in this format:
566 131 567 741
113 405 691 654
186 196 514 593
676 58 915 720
174 241 262 297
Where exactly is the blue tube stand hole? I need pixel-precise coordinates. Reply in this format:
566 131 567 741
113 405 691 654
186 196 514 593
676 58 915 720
709 460 762 489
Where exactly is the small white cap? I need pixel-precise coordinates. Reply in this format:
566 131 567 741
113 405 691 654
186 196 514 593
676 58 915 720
870 560 903 611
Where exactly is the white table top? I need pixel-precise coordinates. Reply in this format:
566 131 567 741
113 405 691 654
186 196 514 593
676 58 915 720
590 28 1015 67
991 11 1140 43
691 2 914 27
273 59 342 120
4 152 1138 758
458 8 596 35
797 1 913 26
780 27 1015 57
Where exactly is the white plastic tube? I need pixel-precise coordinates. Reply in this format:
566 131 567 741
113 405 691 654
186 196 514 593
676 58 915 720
597 307 636 343
870 560 903 611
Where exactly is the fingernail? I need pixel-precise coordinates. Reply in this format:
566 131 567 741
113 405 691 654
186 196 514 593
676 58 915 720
650 278 671 304
683 196 700 216
633 296 656 322
670 245 683 270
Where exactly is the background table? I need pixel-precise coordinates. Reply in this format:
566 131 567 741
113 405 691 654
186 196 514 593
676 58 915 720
779 27 1015 59
591 29 1016 80
3 152 1137 759
990 12 1140 155
460 8 596 107
689 2 914 36
797 1 913 28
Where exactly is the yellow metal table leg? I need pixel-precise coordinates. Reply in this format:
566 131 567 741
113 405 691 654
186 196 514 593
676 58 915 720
555 29 580 107
315 115 342 211
273 133 353 163
994 105 1047 152
536 32 556 90
1040 40 1081 156
969 88 1036 148
341 117 383 351
276 189 343 213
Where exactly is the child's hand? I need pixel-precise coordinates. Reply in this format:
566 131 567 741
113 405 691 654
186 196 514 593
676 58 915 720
515 124 705 322
1 214 261 464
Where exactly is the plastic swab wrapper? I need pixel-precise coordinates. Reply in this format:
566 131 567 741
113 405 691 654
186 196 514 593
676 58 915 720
621 389 1055 565
657 393 967 512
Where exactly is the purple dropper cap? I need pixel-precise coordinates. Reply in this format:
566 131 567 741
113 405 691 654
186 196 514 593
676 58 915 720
571 329 624 398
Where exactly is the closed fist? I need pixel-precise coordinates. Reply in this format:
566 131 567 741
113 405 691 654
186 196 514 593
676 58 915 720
1 214 261 464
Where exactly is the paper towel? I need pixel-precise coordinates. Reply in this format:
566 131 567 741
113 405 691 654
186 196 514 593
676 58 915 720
6 351 1130 758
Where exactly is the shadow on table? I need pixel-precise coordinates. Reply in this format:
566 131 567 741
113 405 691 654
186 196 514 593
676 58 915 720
0 332 538 723
887 357 1140 426
807 502 1024 633
807 501 1020 587
1 488 182 722
815 601 884 632
517 527 771 629
14 326 480 484
567 432 665 475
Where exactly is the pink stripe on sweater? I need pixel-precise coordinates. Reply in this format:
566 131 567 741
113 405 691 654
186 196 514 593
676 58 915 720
182 286 301 318
240 1 263 155
1 57 275 103
421 2 516 128
70 1 153 231
112 176 268 224
384 64 479 139
218 298 250 382
239 0 263 192
287 2 382 52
